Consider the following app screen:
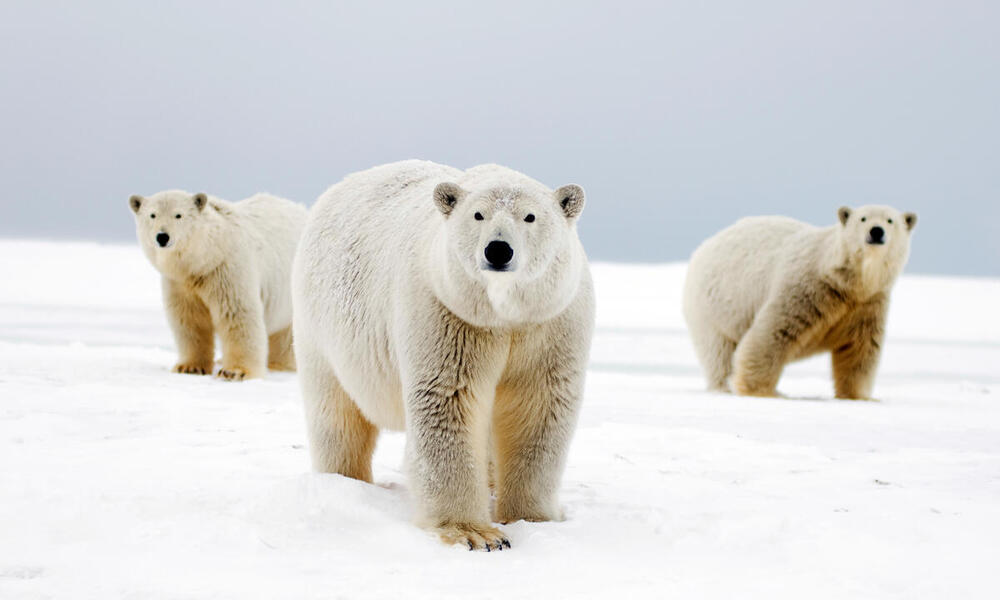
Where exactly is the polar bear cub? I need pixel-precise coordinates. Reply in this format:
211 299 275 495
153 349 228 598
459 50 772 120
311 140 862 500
130 190 307 380
292 160 595 550
683 205 917 399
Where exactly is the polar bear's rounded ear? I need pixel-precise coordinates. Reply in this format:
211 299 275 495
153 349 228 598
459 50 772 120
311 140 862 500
838 206 852 226
129 195 143 214
556 184 585 219
903 212 917 231
433 182 465 216
193 193 208 211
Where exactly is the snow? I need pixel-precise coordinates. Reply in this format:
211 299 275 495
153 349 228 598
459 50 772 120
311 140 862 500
1 239 998 599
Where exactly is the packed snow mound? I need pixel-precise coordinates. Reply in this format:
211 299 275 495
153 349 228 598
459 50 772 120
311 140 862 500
1 240 998 599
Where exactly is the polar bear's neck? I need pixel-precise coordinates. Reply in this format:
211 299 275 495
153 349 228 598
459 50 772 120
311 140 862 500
159 251 223 283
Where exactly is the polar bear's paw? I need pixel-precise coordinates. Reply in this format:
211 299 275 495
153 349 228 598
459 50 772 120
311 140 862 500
436 523 511 552
729 373 777 398
173 362 211 375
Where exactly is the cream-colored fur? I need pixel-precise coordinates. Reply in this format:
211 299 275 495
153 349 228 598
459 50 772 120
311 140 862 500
683 205 917 399
292 160 595 550
130 190 307 380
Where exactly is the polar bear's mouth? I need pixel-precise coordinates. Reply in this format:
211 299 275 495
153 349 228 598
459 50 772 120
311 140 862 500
483 264 512 273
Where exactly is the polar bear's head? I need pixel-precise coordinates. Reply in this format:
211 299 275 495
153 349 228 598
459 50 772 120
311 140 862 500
129 190 213 268
836 204 917 292
430 178 587 325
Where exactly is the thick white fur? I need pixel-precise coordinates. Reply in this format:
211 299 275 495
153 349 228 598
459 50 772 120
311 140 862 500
130 190 306 380
292 160 595 550
683 205 917 399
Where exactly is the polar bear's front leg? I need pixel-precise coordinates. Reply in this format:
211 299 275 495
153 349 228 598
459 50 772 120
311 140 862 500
493 317 591 524
730 297 810 397
209 268 268 380
731 282 848 397
163 278 214 375
404 314 510 551
831 295 888 400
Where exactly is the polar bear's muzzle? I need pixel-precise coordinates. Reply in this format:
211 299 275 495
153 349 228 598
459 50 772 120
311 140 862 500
483 240 514 272
866 226 885 245
156 232 172 248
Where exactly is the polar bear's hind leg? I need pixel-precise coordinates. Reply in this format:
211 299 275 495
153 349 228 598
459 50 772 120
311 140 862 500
300 352 378 482
267 325 296 371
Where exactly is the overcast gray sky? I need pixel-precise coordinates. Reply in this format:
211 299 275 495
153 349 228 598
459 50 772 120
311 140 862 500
1 1 997 275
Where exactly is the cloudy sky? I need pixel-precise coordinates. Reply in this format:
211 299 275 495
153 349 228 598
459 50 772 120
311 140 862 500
1 1 997 275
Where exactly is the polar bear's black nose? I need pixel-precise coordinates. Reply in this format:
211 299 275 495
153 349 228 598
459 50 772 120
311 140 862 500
867 226 885 244
485 240 513 268
156 232 170 247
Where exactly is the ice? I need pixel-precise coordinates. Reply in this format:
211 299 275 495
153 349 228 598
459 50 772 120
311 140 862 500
1 240 997 599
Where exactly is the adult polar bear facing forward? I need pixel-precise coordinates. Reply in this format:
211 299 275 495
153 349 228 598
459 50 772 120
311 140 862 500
130 190 306 380
683 205 917 399
293 160 594 550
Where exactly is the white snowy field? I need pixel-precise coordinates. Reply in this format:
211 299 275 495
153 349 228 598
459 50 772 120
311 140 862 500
1 240 999 600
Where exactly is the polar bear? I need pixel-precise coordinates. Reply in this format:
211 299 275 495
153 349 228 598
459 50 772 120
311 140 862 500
683 205 917 400
292 160 594 550
129 190 307 380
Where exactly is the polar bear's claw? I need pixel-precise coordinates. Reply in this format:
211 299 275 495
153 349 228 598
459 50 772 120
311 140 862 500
216 367 248 381
438 523 509 552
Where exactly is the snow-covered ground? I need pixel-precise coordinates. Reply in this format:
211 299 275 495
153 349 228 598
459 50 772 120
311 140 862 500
1 240 998 599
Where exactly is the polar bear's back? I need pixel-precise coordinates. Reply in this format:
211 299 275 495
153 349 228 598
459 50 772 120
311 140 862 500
229 193 307 333
302 159 461 301
460 163 551 197
233 193 307 251
293 160 462 428
683 215 819 341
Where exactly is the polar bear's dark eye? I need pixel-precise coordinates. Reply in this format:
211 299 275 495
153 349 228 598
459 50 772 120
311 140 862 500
887 218 893 224
175 214 182 219
150 213 156 219
524 214 535 223
860 217 866 222
474 212 484 221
